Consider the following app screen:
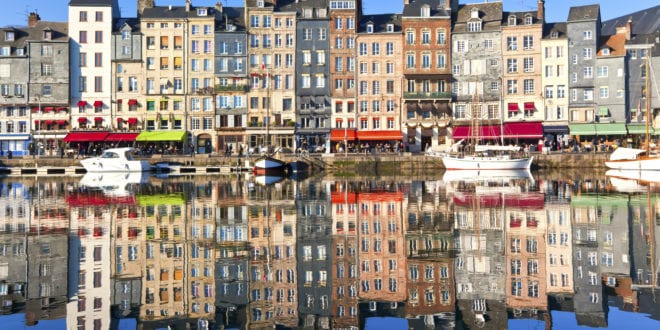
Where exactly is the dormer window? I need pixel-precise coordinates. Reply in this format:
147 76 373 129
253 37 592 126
470 8 479 19
5 31 14 41
122 30 130 40
525 15 533 25
467 20 482 32
421 5 430 17
257 0 264 8
508 15 517 26
366 24 374 33
601 48 610 55
386 24 394 33
550 31 558 39
43 30 52 40
197 8 207 16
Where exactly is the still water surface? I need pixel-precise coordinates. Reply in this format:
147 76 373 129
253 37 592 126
0 171 658 329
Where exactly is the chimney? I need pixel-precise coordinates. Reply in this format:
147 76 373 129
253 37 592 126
626 18 632 40
537 0 545 21
28 12 41 27
215 2 223 14
137 0 155 17
404 0 409 5
185 0 191 12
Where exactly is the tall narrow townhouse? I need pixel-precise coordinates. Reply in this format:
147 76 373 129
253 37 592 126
541 22 570 144
501 2 545 147
355 14 404 149
186 1 218 154
329 1 361 147
566 5 601 139
111 18 142 134
624 30 660 134
0 13 69 157
69 0 119 130
402 0 454 153
245 0 296 151
214 6 248 154
279 0 332 153
545 202 573 299
451 2 503 148
139 3 189 152
595 26 628 135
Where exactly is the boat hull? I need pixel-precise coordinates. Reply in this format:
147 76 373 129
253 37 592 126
441 155 533 170
253 157 287 175
81 158 152 172
605 157 660 171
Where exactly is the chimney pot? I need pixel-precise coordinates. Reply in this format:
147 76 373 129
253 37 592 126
28 12 41 27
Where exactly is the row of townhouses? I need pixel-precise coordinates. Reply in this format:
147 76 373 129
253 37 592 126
0 0 658 156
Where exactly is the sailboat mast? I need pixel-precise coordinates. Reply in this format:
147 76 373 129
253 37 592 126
266 68 271 152
645 49 651 157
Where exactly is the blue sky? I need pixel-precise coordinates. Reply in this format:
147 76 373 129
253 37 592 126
1 0 658 26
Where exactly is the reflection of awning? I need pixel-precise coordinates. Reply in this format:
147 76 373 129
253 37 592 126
503 122 543 139
330 129 357 142
128 99 138 106
128 117 138 124
452 125 501 140
627 124 655 135
569 123 596 136
357 191 404 202
407 103 419 112
508 103 519 112
66 193 136 206
524 102 535 111
105 133 139 142
357 130 403 141
93 100 103 107
136 193 185 207
595 123 626 135
453 193 502 208
77 101 87 107
63 131 110 142
135 130 186 142
331 191 357 204
504 193 545 210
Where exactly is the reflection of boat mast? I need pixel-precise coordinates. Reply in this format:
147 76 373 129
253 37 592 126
647 184 656 301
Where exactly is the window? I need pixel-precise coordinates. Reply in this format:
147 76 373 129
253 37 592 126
523 58 534 72
507 59 518 73
597 66 608 77
557 85 565 98
584 89 593 101
524 80 534 94
437 29 446 44
94 31 103 43
95 11 103 22
507 36 517 51
583 67 593 79
523 35 534 50
583 30 593 40
421 30 431 44
583 48 592 59
406 30 415 45
79 31 87 43
599 86 609 98
455 40 466 52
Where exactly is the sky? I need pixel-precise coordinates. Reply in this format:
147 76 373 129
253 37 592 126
1 0 658 27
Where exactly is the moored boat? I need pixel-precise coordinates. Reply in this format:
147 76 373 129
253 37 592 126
80 147 151 172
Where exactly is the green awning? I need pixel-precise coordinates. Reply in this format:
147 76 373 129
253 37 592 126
137 193 185 206
136 130 186 142
569 123 596 136
570 194 629 208
627 124 655 135
598 106 609 116
595 123 627 135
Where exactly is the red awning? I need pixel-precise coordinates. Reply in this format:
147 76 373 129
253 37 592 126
105 132 139 142
127 117 138 124
128 99 138 106
34 120 40 125
452 125 501 140
93 101 103 107
508 103 520 112
117 99 122 104
77 117 87 123
77 101 87 107
44 107 54 112
524 102 535 111
117 118 123 122
356 130 403 141
94 117 103 122
453 193 503 208
502 122 543 139
357 191 404 202
504 193 545 210
66 193 135 206
57 120 67 125
32 107 40 112
330 129 357 142
44 120 54 125
63 131 110 142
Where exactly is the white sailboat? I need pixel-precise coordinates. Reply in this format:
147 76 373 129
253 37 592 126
438 83 532 170
253 68 287 175
606 46 659 170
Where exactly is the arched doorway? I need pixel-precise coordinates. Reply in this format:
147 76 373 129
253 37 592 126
196 133 213 154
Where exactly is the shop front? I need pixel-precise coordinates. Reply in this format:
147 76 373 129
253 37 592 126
0 134 31 157
356 130 404 153
502 122 543 145
135 130 187 155
329 129 356 153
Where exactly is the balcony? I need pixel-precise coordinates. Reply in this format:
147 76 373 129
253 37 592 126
215 84 248 93
194 87 215 95
404 92 452 100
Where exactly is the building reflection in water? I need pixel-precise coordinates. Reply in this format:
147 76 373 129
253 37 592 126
0 174 658 329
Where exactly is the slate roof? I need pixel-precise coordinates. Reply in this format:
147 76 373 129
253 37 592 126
113 18 141 33
246 0 276 8
216 7 246 32
358 14 401 33
567 4 600 22
0 21 68 45
69 0 115 6
403 0 451 18
502 10 542 25
141 6 217 20
601 5 660 35
627 32 660 56
542 22 567 39
453 2 502 33
277 0 329 13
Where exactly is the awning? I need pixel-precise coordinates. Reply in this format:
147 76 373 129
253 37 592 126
504 193 545 210
32 107 39 112
117 99 122 104
627 124 655 135
330 129 357 142
453 193 502 208
135 130 186 142
117 118 124 123
569 123 596 136
94 117 103 122
595 123 626 135
63 131 110 142
57 107 67 111
34 120 40 125
77 101 87 107
503 122 543 139
66 193 136 207
128 117 138 124
44 120 54 125
357 130 403 141
57 120 67 125
598 106 609 116
524 102 535 111
452 125 501 140
508 103 519 112
105 133 139 142
128 99 138 106
44 107 54 112
542 125 569 134
93 100 103 107
0 134 31 141
77 117 87 123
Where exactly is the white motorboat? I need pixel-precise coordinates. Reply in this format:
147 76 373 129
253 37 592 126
254 175 285 186
81 147 151 172
79 171 148 197
253 156 288 175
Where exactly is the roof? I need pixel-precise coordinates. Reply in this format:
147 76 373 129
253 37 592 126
543 22 567 39
597 33 626 56
453 2 502 33
358 14 401 33
141 5 217 20
0 21 68 51
216 7 246 32
601 5 660 35
277 0 329 13
113 18 140 33
403 0 451 18
503 10 542 25
246 0 275 9
626 32 660 56
567 4 600 22
69 0 116 6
